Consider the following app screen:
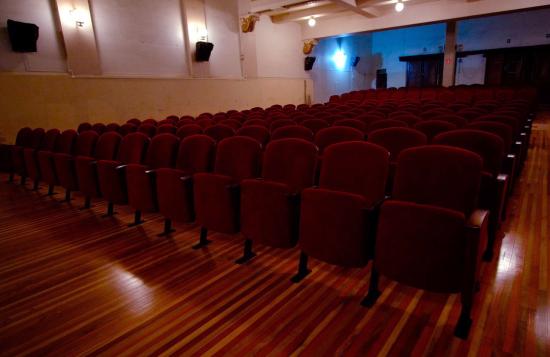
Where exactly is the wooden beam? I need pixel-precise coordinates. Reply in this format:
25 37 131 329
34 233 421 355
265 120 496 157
271 3 347 23
330 0 379 17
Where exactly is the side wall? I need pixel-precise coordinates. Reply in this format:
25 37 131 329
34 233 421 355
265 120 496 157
0 74 311 144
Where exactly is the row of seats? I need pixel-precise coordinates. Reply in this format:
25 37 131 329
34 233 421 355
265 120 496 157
3 84 536 340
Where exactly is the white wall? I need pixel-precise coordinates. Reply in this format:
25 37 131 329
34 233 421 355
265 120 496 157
0 0 66 73
254 15 308 79
310 34 374 103
90 0 188 76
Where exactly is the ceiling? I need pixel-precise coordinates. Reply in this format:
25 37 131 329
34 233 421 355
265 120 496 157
250 0 457 24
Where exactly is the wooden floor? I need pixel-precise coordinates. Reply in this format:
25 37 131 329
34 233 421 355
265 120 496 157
0 113 548 356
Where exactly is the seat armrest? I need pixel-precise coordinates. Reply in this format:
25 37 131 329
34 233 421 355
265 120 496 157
180 175 193 182
226 183 240 190
145 169 156 177
115 164 127 171
466 209 489 229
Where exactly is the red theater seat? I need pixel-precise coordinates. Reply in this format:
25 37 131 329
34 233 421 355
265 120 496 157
38 130 77 197
176 124 203 139
333 119 367 134
367 119 408 134
236 125 270 147
301 119 329 134
271 126 314 141
12 128 42 184
314 127 364 154
158 124 177 135
75 132 122 209
126 118 142 126
433 129 508 261
156 135 216 235
293 142 389 282
239 138 318 263
92 123 107 135
138 124 157 138
204 124 235 142
97 132 150 216
125 133 179 226
119 123 137 136
54 130 98 201
363 145 488 340
23 129 58 190
270 119 296 132
413 120 457 142
77 122 92 133
193 136 262 249
106 123 120 132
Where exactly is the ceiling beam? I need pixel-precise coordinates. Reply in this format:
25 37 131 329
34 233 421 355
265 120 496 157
250 0 311 13
330 0 379 17
271 3 348 23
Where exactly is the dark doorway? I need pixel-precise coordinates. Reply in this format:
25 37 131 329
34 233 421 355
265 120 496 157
400 54 444 87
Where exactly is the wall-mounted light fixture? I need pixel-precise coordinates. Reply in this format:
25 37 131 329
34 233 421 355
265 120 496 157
303 39 318 55
308 16 316 28
241 14 260 33
332 49 347 70
395 0 404 12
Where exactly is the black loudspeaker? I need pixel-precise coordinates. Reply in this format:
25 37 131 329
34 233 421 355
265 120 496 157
7 19 39 52
376 69 387 89
352 57 360 67
304 56 316 71
195 41 214 62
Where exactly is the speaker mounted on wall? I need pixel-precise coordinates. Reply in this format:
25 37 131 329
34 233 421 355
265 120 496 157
195 41 214 62
7 19 39 52
352 56 360 67
304 56 316 71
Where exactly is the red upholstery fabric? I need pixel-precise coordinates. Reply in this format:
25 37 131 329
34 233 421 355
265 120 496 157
366 119 408 134
9 127 33 176
138 124 157 138
92 123 107 135
243 119 269 128
158 124 177 134
333 119 367 133
236 126 270 147
106 123 120 132
433 129 504 176
97 132 149 205
24 129 59 182
387 113 421 126
301 119 329 134
392 145 483 214
241 139 318 248
177 124 203 139
77 123 92 133
76 132 121 199
142 118 157 126
413 120 457 142
473 114 520 137
270 119 296 132
465 122 514 151
119 123 137 136
368 127 427 162
194 136 262 233
126 134 179 212
219 119 241 130
314 127 364 154
298 142 390 267
156 135 216 222
38 130 77 186
126 118 141 126
375 201 468 292
432 114 468 128
55 131 99 191
271 126 314 141
204 124 235 142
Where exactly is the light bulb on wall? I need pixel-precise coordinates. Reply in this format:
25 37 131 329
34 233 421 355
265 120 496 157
308 16 316 27
395 1 404 12
332 49 347 70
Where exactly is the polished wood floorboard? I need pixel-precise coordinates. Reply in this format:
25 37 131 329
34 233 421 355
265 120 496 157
0 113 548 356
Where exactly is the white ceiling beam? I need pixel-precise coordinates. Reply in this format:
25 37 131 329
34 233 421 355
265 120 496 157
250 0 311 13
271 3 348 22
330 0 379 17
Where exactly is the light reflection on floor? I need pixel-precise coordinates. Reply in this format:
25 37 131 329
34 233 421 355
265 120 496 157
112 267 153 314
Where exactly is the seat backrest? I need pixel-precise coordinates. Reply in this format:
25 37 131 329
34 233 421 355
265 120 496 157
262 138 318 192
433 129 505 176
29 128 45 149
55 130 78 154
367 119 408 134
138 123 157 138
314 127 364 154
214 136 262 181
431 114 468 128
368 127 427 162
157 124 177 135
333 119 367 133
219 119 241 130
143 133 179 169
92 123 106 135
126 118 141 126
205 124 235 142
393 145 483 214
236 125 270 147
106 123 120 132
119 123 137 136
465 121 514 150
271 126 313 142
176 124 203 139
387 113 421 126
196 118 214 129
321 142 389 206
413 120 457 142
175 134 216 173
95 132 122 160
270 119 296 132
41 129 60 151
117 132 150 164
77 122 92 133
474 114 520 136
142 118 157 126
301 119 329 134
15 127 33 147
243 119 269 128
74 130 99 157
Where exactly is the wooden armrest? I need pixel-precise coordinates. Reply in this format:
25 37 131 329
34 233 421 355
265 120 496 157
467 209 490 230
115 164 127 171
